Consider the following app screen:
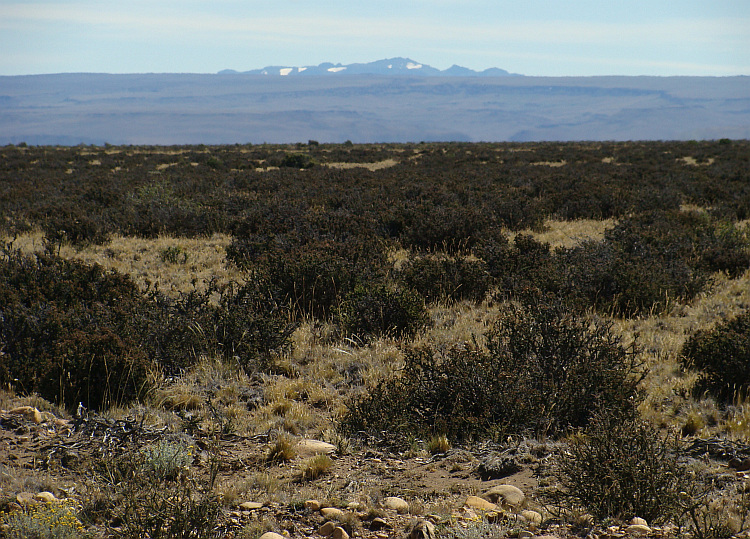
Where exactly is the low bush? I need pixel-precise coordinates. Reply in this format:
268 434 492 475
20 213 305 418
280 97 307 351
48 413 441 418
397 255 492 304
681 311 750 403
557 210 748 316
342 294 644 442
335 284 429 341
0 248 152 410
0 248 295 411
549 413 683 523
99 441 221 539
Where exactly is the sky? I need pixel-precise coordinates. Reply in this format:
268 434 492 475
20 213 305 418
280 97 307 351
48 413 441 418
1 0 749 77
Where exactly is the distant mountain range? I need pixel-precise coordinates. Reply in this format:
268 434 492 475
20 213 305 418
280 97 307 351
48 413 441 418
1 62 749 144
219 57 517 77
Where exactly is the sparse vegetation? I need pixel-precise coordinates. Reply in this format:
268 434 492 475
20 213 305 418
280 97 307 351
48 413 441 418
1 140 749 538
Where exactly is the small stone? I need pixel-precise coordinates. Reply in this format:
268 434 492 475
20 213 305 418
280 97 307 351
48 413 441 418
464 495 499 512
370 517 390 530
332 526 349 539
485 484 525 508
9 406 42 424
477 453 522 480
16 492 38 507
408 518 437 539
34 492 58 503
321 507 345 520
305 499 321 512
240 501 264 510
383 496 409 513
630 517 648 527
319 522 336 536
259 533 285 539
626 524 652 535
517 531 533 539
521 509 542 528
296 439 336 457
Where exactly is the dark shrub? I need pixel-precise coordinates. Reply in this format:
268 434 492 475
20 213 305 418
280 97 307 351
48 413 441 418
42 212 109 248
342 294 644 442
397 255 492 304
557 210 747 316
335 285 429 341
550 412 683 523
681 311 750 403
474 233 560 299
0 248 295 410
0 248 151 410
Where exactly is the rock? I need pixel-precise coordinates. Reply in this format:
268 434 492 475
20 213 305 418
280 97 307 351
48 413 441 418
319 522 336 536
305 499 321 512
332 526 349 539
296 439 336 457
383 496 409 513
485 484 525 508
9 406 42 424
630 517 648 527
477 453 522 480
626 524 652 535
259 533 285 539
370 517 390 530
521 510 542 528
16 492 38 507
464 495 499 512
408 518 437 539
517 531 533 539
321 507 345 520
34 492 58 503
240 501 264 510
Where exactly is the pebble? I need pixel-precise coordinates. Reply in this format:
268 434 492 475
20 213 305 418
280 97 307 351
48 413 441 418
332 526 349 539
321 507 345 520
383 496 409 513
15 492 38 507
485 484 525 508
259 533 285 539
319 522 336 536
630 517 648 527
305 499 321 512
626 524 652 535
296 439 336 457
464 495 499 512
34 492 58 503
521 509 542 528
370 517 389 530
408 518 437 539
240 501 264 510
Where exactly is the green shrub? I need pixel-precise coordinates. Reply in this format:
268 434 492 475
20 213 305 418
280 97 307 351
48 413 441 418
100 442 221 539
335 285 429 341
2 500 85 539
550 413 683 523
342 294 644 442
681 311 750 403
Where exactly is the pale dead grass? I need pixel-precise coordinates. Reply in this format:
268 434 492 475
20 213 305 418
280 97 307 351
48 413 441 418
1 231 241 295
325 159 399 171
611 269 750 438
507 218 614 250
680 156 716 166
530 160 566 167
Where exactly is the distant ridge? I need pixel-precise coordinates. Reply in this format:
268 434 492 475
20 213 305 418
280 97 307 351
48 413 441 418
218 57 518 77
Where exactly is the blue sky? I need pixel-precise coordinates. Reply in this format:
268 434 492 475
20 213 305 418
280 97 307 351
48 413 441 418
1 0 748 76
